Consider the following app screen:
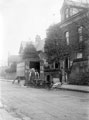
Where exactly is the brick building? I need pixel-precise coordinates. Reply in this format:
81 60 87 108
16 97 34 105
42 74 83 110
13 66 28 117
44 0 89 84
59 0 89 83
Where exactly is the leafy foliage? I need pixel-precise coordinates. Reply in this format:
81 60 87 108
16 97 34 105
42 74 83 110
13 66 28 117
5 62 17 73
69 72 89 85
44 13 89 64
44 24 67 63
22 42 39 59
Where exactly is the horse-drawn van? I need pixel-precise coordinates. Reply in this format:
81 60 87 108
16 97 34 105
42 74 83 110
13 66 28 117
13 58 45 86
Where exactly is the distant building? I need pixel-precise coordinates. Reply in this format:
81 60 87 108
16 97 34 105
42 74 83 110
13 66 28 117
8 55 22 66
19 36 45 59
19 41 32 55
35 35 45 52
34 35 46 63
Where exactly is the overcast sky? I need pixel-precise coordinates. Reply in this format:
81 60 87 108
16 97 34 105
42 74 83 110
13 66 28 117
0 0 88 65
0 0 64 64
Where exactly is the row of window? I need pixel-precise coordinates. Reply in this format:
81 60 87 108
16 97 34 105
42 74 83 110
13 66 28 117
65 8 81 19
49 52 83 69
65 26 83 45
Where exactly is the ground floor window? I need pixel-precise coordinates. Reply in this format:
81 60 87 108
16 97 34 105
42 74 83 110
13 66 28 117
55 62 59 69
65 57 69 69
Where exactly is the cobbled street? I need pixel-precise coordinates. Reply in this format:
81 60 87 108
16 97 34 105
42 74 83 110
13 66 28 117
0 80 89 120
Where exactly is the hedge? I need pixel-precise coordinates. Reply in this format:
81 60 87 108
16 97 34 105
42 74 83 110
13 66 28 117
68 72 89 85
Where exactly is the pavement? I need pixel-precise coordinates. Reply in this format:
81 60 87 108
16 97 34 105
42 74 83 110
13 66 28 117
0 101 31 120
0 79 21 120
58 84 89 93
0 78 89 93
0 101 20 120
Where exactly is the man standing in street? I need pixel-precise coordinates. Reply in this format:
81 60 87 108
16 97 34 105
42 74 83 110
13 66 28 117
59 70 62 85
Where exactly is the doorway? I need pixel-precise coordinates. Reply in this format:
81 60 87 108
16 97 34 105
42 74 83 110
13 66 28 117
47 75 50 82
65 57 69 69
29 61 40 73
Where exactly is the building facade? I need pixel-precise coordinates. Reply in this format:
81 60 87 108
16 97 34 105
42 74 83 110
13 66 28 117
44 0 89 84
59 0 89 83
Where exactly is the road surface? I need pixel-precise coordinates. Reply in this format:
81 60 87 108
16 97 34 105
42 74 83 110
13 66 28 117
0 80 89 120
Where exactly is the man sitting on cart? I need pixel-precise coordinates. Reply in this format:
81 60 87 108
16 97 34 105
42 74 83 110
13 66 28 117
30 68 35 85
34 69 40 86
35 69 39 79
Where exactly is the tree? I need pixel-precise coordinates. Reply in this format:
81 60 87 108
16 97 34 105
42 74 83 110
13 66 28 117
22 42 39 59
5 62 17 73
44 10 89 64
44 24 68 64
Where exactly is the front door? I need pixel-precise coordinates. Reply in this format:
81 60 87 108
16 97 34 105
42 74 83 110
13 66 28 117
65 57 69 70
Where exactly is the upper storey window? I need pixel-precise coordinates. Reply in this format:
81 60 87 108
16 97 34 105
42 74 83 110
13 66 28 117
70 8 79 16
78 26 83 42
65 31 69 45
64 7 81 20
65 8 69 19
78 26 83 34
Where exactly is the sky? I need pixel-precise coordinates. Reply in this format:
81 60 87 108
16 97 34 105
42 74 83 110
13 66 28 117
0 0 88 65
0 0 64 65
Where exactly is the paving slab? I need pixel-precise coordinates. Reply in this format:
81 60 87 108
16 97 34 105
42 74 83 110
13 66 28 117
0 109 21 120
0 101 21 120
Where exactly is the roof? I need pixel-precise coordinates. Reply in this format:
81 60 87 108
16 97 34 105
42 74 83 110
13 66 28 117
62 0 89 9
60 9 88 28
25 57 40 62
19 41 33 54
61 0 89 15
60 0 89 27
